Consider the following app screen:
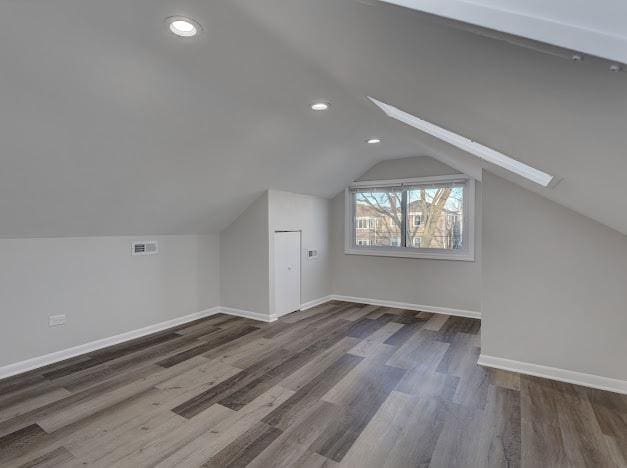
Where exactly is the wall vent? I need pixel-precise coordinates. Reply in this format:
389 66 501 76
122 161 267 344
132 241 159 256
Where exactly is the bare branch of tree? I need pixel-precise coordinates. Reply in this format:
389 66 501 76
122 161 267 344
359 192 402 229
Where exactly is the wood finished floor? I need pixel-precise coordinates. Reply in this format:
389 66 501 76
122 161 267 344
0 301 625 467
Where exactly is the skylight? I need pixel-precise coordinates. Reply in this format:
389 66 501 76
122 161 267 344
368 97 554 187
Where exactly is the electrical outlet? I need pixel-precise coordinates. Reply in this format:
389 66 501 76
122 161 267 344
49 314 66 327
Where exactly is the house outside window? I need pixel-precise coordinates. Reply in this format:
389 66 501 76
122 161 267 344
345 175 475 261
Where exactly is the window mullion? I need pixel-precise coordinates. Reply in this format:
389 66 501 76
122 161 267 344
401 189 408 248
352 192 357 247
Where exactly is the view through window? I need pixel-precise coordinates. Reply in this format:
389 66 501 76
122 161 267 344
352 180 465 251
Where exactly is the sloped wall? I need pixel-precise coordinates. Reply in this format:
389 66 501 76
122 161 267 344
482 172 627 380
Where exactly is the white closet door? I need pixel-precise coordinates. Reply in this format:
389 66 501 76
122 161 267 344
274 231 301 317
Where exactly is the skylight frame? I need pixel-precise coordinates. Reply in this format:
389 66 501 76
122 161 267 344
368 97 554 187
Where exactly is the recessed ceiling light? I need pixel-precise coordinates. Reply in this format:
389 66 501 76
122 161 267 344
367 138 382 144
167 17 200 37
311 102 330 111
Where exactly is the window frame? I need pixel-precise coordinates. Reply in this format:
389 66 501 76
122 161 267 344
344 175 475 261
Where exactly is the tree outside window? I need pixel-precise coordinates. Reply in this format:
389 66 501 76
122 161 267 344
352 182 464 250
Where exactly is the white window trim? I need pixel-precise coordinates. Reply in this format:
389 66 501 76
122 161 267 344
344 175 475 261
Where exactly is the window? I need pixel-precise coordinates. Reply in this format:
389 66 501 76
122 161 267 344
350 187 403 249
356 217 377 229
345 176 475 261
413 213 423 227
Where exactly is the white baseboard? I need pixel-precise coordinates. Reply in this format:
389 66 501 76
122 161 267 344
300 295 335 311
0 307 221 381
220 295 334 322
219 307 278 323
329 294 481 319
4 301 623 397
478 354 627 395
0 305 285 380
1 296 474 381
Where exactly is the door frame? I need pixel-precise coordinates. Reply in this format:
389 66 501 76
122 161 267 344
271 230 302 318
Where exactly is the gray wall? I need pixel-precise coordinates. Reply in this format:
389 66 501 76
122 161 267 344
219 192 270 315
482 172 627 380
357 155 463 181
0 235 219 367
268 190 331 313
219 190 331 317
330 156 482 312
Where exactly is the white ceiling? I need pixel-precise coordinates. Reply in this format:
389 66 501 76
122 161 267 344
1 0 626 237
380 0 627 64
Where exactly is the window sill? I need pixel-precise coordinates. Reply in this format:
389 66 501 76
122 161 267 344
344 248 475 262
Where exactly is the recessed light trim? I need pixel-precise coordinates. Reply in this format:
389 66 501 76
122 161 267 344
311 102 330 111
167 17 201 37
367 138 382 144
368 96 554 187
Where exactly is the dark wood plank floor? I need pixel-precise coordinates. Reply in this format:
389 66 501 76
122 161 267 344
0 301 625 467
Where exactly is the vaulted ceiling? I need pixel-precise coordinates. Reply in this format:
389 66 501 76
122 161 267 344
380 0 627 64
1 0 626 237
